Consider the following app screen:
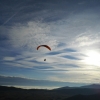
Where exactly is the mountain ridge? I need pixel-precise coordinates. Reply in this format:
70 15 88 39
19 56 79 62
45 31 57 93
54 84 100 90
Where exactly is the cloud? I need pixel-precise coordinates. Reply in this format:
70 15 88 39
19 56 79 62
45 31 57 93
47 51 61 55
45 70 100 84
0 75 88 88
7 21 58 51
62 48 77 52
62 55 81 60
3 57 15 61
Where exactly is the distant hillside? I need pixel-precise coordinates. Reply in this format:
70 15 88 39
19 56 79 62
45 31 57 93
63 94 100 100
0 86 23 91
52 84 100 95
54 84 100 90
80 84 100 89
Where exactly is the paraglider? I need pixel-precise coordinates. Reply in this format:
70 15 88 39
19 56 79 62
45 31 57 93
37 45 51 61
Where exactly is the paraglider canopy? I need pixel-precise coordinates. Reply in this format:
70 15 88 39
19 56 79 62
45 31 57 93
37 45 51 51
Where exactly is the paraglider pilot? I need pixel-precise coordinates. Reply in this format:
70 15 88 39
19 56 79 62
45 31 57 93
44 59 46 61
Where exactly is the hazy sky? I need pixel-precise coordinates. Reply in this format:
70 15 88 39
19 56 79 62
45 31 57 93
1 0 100 89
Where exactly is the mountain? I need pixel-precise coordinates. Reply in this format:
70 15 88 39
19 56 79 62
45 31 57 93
54 84 100 90
54 86 73 90
51 84 100 95
80 84 100 89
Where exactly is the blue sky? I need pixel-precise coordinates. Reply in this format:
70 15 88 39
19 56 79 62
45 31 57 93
1 0 100 89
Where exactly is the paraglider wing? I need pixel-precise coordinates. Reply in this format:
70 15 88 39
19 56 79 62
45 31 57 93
37 45 51 51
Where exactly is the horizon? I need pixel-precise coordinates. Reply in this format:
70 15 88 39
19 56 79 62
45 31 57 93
1 83 100 90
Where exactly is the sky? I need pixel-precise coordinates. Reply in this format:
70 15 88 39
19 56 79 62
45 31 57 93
1 0 100 89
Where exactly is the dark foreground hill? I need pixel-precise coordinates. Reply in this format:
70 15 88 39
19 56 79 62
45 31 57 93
1 85 100 100
0 86 69 100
